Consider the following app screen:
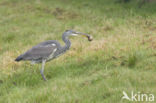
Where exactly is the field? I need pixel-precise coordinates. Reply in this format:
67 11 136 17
0 0 156 103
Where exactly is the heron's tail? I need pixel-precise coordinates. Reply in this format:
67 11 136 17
15 55 23 62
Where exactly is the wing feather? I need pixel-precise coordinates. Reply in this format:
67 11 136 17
22 42 57 60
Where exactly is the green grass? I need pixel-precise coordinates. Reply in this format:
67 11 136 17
0 0 156 103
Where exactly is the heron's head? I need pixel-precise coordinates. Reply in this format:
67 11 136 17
64 30 93 41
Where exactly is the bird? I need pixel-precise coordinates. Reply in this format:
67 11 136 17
15 30 93 81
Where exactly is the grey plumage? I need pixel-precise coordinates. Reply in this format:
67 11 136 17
15 40 60 62
15 30 92 81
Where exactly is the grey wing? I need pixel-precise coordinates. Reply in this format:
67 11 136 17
22 43 57 61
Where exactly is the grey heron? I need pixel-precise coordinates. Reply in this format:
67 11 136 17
15 30 93 81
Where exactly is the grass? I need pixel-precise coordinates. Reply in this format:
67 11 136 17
0 0 156 103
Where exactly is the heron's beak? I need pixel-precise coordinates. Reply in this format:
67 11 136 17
75 32 93 41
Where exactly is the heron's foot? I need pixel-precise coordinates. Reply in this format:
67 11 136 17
40 70 47 81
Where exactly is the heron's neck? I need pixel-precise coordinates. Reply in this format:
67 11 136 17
62 33 71 51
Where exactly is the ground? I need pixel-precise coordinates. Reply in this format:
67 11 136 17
0 0 156 103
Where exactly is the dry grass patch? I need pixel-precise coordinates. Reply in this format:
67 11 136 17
148 36 156 49
0 51 22 75
53 8 79 20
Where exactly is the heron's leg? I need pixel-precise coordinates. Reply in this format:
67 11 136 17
40 59 47 81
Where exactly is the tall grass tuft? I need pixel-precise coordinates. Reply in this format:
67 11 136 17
128 53 137 68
